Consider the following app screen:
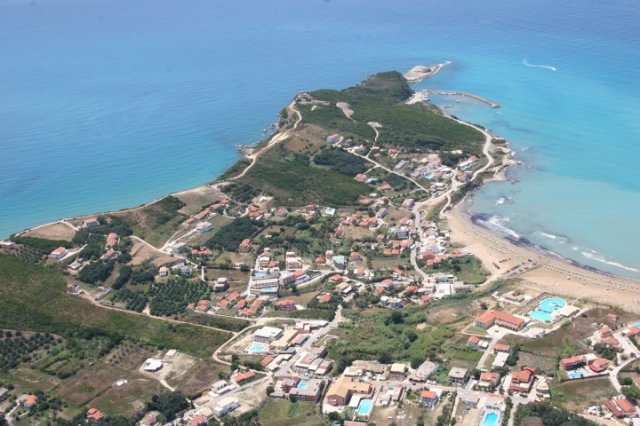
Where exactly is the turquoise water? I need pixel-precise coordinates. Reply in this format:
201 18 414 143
529 297 567 322
297 380 308 390
357 399 373 417
567 371 585 379
1 0 639 279
481 412 499 426
247 343 267 353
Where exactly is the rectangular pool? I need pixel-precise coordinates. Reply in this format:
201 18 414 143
481 411 500 426
247 342 268 353
357 399 373 417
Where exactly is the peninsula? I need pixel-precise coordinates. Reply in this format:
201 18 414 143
1 66 639 426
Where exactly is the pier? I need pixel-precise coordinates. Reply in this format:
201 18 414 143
429 90 500 108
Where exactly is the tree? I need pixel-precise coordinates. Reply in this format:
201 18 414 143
147 391 189 421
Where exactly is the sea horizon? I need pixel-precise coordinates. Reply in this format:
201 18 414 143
1 0 639 278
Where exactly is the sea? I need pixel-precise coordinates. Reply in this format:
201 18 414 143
1 0 639 278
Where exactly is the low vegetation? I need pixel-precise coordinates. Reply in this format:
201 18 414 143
0 255 230 358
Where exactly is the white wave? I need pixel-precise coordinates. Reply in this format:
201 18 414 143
539 232 557 240
495 197 506 206
522 58 557 72
580 251 639 273
478 215 521 239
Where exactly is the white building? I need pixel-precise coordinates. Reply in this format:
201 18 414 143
214 397 240 417
143 358 163 372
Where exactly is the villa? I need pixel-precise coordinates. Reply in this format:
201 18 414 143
508 367 536 394
560 356 585 371
325 376 372 406
49 246 68 260
448 367 468 385
478 371 501 390
604 398 637 418
475 310 526 331
420 390 439 407
87 408 105 423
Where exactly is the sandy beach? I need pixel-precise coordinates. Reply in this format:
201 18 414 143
445 199 640 313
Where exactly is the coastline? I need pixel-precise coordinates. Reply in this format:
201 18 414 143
7 65 640 302
444 197 640 313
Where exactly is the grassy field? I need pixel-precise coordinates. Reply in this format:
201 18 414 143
257 399 327 426
115 196 187 247
239 145 370 206
551 377 616 411
0 255 231 358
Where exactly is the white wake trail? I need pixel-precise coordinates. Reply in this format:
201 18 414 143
522 58 557 71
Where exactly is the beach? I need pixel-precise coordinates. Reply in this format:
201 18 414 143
445 199 640 313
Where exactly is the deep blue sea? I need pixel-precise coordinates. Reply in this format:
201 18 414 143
1 0 639 278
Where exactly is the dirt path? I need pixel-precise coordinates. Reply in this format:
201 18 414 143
228 101 302 181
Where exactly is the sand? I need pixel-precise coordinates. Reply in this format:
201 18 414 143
23 221 76 241
445 201 640 313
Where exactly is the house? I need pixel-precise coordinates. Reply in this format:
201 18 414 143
326 134 341 144
106 232 118 247
214 397 240 417
275 299 297 311
139 411 161 426
325 376 372 406
239 239 252 253
560 356 585 371
448 367 468 385
588 358 609 373
83 217 99 228
388 363 407 380
475 310 526 331
188 415 208 426
604 398 637 418
196 300 212 312
158 266 169 277
317 293 332 303
19 394 38 408
420 390 439 407
213 277 229 292
478 371 501 389
495 343 511 353
196 221 213 233
87 408 105 423
232 370 256 385
288 379 325 402
49 246 68 260
509 367 536 394
467 336 480 348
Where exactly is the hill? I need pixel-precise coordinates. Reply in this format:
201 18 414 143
0 255 230 358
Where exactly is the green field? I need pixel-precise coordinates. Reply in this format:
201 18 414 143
301 71 484 155
0 255 231 358
257 400 327 426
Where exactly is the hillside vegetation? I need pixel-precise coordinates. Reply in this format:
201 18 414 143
301 71 484 154
0 255 230 358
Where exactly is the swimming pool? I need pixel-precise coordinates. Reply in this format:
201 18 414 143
529 297 567 322
297 380 308 390
247 342 268 353
481 411 500 426
567 371 584 379
357 399 373 417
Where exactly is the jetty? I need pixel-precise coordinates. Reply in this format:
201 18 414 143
429 90 500 108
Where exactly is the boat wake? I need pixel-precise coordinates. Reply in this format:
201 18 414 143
522 58 557 72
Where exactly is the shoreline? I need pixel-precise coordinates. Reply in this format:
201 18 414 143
7 65 639 293
444 197 640 312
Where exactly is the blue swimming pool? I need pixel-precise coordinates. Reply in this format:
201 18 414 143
567 371 584 379
297 380 308 390
247 342 268 353
529 297 567 322
357 399 373 417
481 411 500 426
